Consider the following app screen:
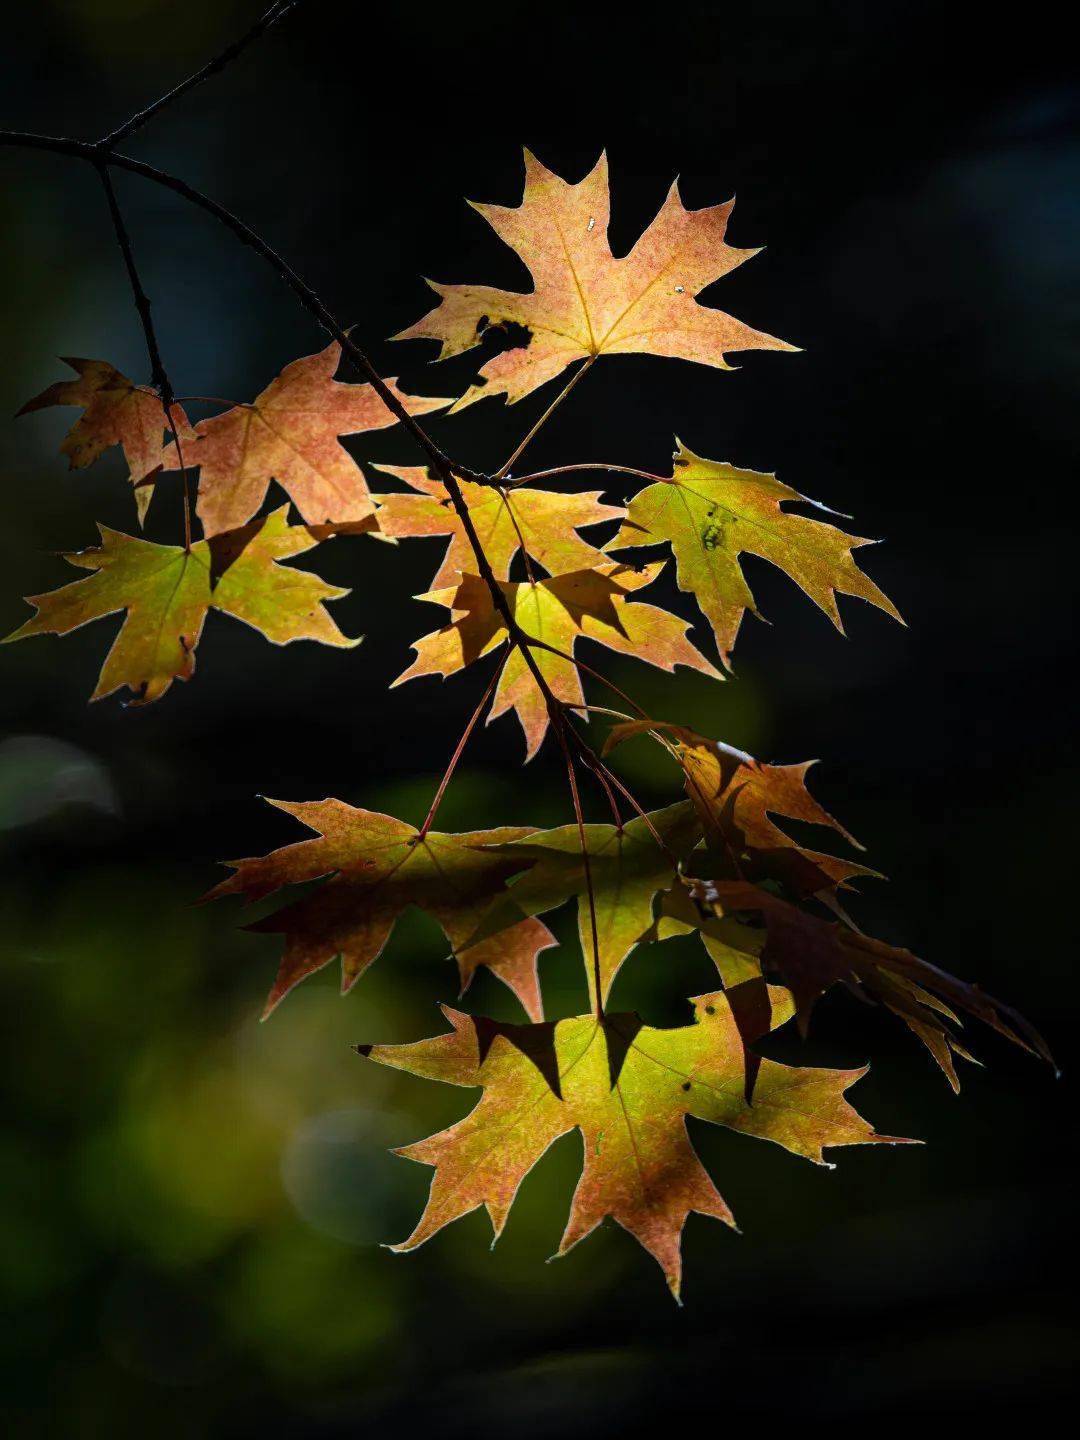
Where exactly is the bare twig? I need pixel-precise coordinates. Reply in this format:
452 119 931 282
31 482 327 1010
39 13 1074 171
95 163 193 548
98 2 303 150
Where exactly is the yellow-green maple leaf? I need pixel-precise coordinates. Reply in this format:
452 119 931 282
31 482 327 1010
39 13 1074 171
612 441 902 664
371 464 623 586
470 801 703 1009
394 561 721 760
3 507 357 702
359 984 907 1298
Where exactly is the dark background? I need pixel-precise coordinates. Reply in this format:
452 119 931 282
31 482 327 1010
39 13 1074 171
1 1 1076 1434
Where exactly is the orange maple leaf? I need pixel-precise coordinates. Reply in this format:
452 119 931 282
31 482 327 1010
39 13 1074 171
395 149 796 410
18 357 194 525
160 342 451 537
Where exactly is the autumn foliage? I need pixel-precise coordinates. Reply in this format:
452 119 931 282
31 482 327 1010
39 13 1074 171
4 145 1053 1299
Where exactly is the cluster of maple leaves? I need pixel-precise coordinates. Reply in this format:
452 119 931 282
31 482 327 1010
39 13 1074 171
6 152 1051 1298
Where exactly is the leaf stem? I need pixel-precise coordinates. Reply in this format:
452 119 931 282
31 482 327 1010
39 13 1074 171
553 717 605 1018
507 461 669 491
417 648 508 841
495 356 595 480
497 485 538 587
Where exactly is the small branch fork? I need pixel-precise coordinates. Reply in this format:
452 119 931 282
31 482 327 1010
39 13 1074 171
96 164 193 550
0 11 666 1020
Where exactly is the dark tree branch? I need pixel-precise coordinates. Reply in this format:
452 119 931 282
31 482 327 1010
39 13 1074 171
95 162 194 548
98 2 304 150
1 132 476 482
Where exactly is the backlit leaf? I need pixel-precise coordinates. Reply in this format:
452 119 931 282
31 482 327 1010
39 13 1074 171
205 802 557 1021
605 720 873 893
395 149 795 411
470 801 703 1008
612 441 901 664
3 507 357 703
18 357 195 525
372 465 623 585
395 563 722 760
359 984 907 1298
159 342 451 537
688 878 1055 1091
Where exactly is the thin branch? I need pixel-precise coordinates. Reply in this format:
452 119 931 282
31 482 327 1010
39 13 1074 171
96 163 193 549
588 759 672 854
98 2 303 150
552 716 605 1018
507 461 669 491
417 648 507 840
518 633 651 720
570 730 623 830
0 131 480 487
495 356 595 479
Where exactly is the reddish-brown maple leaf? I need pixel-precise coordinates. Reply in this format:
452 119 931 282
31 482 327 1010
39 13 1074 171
205 801 556 1020
686 878 1055 1091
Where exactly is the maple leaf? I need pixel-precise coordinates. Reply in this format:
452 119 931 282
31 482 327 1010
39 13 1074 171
159 342 451 537
685 878 1055 1091
18 357 195 525
358 983 907 1298
395 562 722 760
3 507 357 703
605 720 873 894
371 464 624 586
468 801 703 1008
644 883 767 992
395 149 796 411
205 801 557 1021
611 441 902 664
